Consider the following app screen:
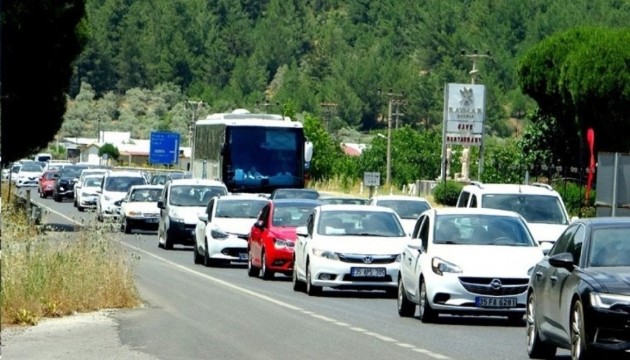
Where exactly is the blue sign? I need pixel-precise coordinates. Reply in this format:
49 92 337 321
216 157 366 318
149 131 180 165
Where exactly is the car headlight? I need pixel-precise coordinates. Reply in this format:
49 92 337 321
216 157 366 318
527 266 535 276
395 254 402 262
170 216 184 223
590 292 630 309
211 229 229 239
127 211 142 217
431 257 462 276
274 238 295 249
312 248 339 260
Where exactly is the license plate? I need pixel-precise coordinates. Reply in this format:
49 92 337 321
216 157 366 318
351 267 386 277
239 253 248 260
475 297 517 308
146 218 158 223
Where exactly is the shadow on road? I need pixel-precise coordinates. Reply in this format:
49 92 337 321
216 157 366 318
41 223 80 232
420 314 526 328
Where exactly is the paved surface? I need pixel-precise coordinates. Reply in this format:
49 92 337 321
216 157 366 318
1 310 157 360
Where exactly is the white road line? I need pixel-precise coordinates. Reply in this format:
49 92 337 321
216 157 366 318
38 201 453 360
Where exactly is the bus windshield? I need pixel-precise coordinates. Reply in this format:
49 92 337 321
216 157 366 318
226 126 303 189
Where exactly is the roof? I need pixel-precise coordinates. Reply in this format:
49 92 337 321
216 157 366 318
318 204 397 213
370 195 430 201
340 143 366 157
462 182 559 195
168 178 226 187
432 207 524 217
104 170 146 177
218 193 269 201
577 217 630 226
272 199 321 205
128 184 165 190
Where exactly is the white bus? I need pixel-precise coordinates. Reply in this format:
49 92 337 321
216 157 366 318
192 109 313 193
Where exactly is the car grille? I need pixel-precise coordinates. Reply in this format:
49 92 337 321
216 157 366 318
458 277 528 296
338 254 398 264
342 274 393 282
221 247 246 257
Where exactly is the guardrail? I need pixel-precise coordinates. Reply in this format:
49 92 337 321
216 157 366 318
13 188 44 226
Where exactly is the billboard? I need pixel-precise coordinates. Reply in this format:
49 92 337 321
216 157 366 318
149 131 180 165
443 83 486 146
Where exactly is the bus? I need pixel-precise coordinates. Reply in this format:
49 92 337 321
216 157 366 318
191 109 313 193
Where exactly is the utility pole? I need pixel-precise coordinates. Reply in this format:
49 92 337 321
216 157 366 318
186 100 204 150
460 49 492 181
255 99 280 114
320 102 337 132
393 99 405 129
378 89 405 186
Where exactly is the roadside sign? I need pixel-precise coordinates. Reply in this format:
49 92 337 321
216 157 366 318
363 172 380 187
150 131 180 165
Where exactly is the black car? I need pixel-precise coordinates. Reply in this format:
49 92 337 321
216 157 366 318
269 188 320 200
526 217 630 359
150 171 192 185
53 165 89 202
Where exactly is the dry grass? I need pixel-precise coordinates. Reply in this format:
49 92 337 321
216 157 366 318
1 184 140 326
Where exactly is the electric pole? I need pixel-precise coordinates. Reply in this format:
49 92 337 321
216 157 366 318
378 89 405 186
320 102 337 132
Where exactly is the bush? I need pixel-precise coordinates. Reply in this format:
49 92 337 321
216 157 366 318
553 181 595 217
433 180 463 206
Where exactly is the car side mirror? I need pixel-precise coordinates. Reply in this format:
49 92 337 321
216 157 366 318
96 189 102 194
114 200 123 206
570 216 579 223
198 213 208 222
157 200 164 209
407 242 424 253
296 226 308 237
548 252 574 271
254 220 264 229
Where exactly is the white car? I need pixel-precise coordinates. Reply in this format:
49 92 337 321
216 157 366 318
158 179 228 250
96 170 148 221
119 185 164 233
74 168 109 207
15 161 44 187
367 195 432 235
293 204 410 297
76 174 104 211
193 194 268 266
397 208 544 323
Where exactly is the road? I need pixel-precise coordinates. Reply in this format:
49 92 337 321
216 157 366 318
18 189 573 360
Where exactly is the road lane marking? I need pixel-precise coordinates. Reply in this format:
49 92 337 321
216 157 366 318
38 201 454 360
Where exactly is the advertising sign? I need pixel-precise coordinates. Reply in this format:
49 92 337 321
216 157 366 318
443 83 486 146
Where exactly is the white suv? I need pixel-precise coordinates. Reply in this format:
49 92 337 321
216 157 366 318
456 182 574 248
96 170 148 221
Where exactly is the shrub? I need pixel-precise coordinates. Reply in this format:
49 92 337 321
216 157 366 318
433 180 463 206
553 180 595 217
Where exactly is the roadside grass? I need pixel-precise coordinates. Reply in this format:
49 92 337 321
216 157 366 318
311 176 437 205
1 184 141 326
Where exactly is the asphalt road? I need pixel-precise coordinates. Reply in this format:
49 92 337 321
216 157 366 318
7 188 574 360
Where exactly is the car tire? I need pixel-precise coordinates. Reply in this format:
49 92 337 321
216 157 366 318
397 279 416 317
260 250 274 280
571 300 595 360
193 243 203 265
247 249 259 277
526 292 556 359
418 278 438 323
306 261 322 296
123 218 132 234
164 227 173 250
157 229 164 248
54 193 61 202
292 257 305 292
203 239 214 267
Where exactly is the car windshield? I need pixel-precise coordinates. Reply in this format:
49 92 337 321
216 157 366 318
588 227 630 267
482 194 568 225
129 188 163 202
319 197 367 205
44 172 58 180
272 203 319 227
20 162 43 172
377 199 431 219
317 210 405 237
83 177 103 187
216 199 268 218
272 189 319 200
11 165 21 173
434 214 536 246
169 185 227 206
104 176 146 192
150 174 168 185
61 167 87 178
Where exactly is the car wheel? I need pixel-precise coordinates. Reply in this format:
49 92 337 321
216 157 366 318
507 313 524 324
54 193 61 202
397 279 416 317
73 198 78 207
526 292 556 359
38 188 43 198
418 278 438 323
292 257 305 292
77 204 84 212
203 239 214 267
123 218 132 234
247 249 259 277
157 229 164 248
163 227 173 250
193 243 203 265
571 300 594 360
260 250 274 280
306 261 322 296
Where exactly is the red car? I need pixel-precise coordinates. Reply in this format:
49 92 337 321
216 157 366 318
247 199 320 279
38 170 59 198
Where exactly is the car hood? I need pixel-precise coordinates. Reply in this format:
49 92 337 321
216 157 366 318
170 206 207 224
213 218 258 237
123 202 159 213
430 244 544 277
18 171 41 178
269 227 298 241
527 223 568 244
81 186 101 193
583 267 630 295
312 236 409 255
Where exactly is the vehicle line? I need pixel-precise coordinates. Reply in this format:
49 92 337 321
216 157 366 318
36 200 453 360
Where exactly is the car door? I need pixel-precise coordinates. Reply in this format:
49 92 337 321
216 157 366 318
197 199 215 251
295 210 316 281
249 204 269 266
402 214 429 301
534 224 576 340
158 182 170 237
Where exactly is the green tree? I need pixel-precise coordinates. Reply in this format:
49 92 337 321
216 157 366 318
98 143 120 162
1 0 87 164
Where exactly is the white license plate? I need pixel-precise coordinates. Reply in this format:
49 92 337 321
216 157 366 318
351 267 386 277
475 297 517 308
239 253 248 260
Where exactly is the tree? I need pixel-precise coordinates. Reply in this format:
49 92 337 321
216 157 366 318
518 27 630 161
1 0 87 164
98 143 120 162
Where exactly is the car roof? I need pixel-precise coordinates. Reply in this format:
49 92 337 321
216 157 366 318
129 184 164 190
83 173 104 178
575 217 630 227
218 193 268 201
168 178 226 187
431 207 523 217
272 199 321 205
370 194 429 201
318 204 396 213
462 182 559 196
104 170 146 177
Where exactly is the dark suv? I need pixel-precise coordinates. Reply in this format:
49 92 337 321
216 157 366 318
53 165 90 202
